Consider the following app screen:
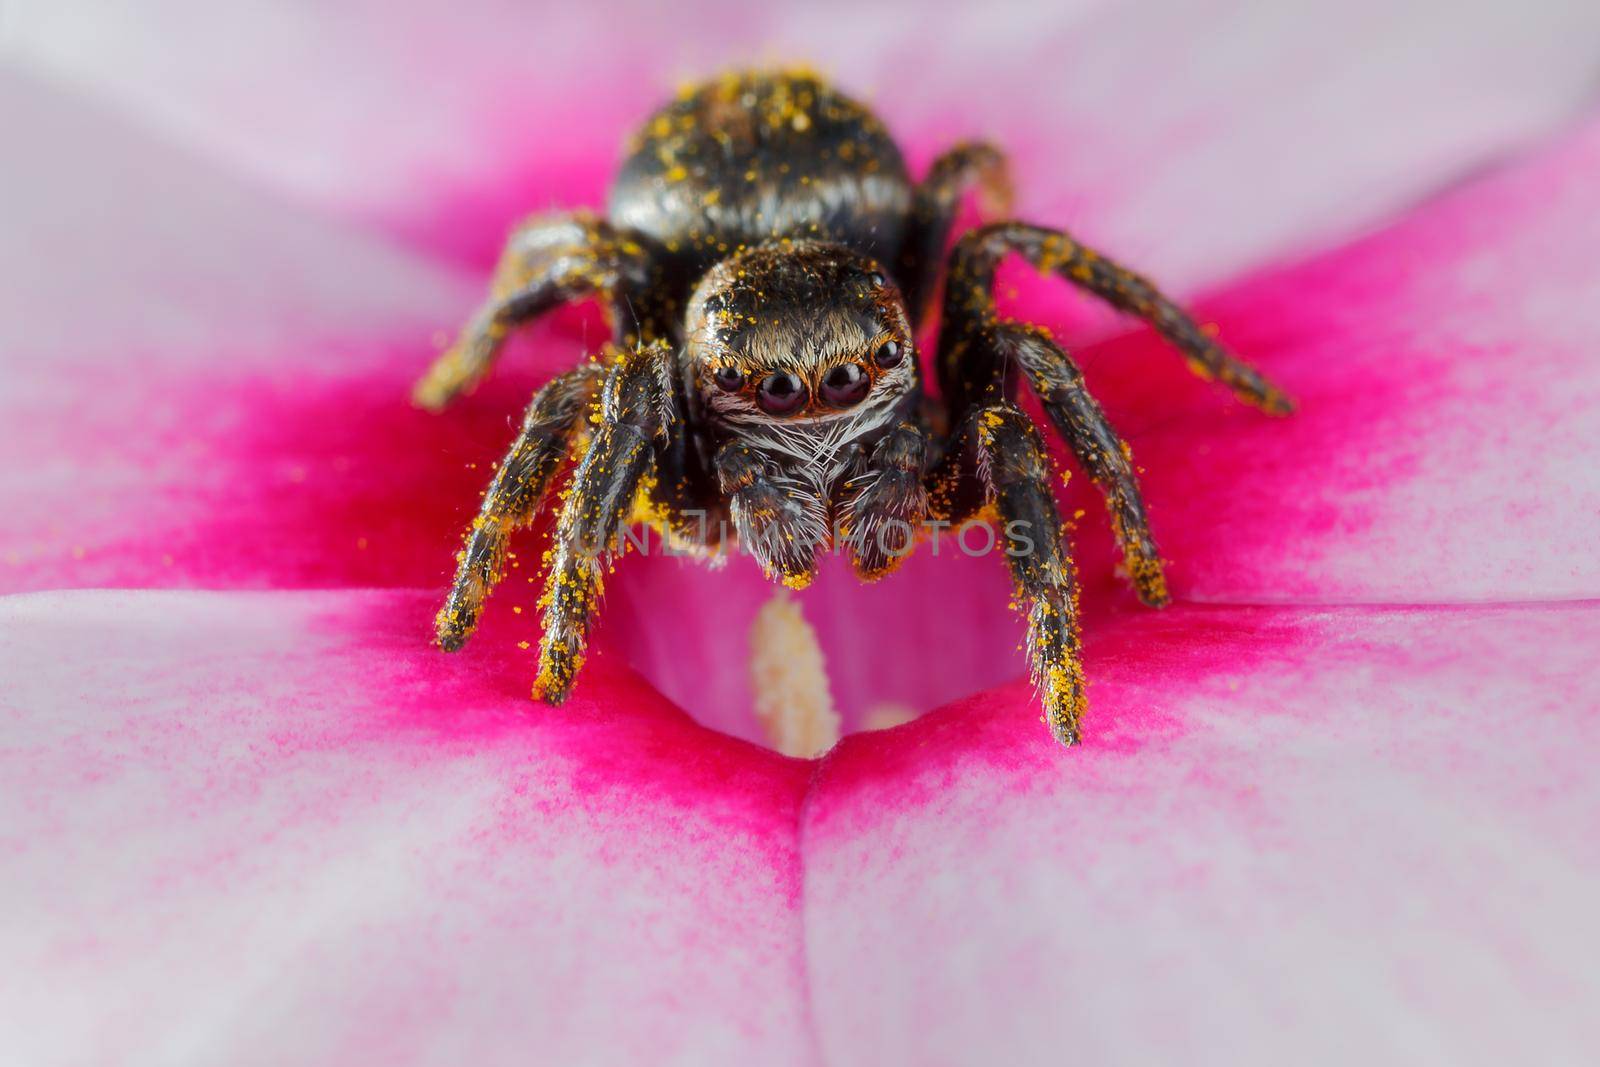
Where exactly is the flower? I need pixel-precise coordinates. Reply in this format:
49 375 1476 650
3 4 1600 1064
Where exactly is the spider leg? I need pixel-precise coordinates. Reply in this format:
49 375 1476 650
433 361 604 652
934 404 1086 746
535 340 675 703
413 212 655 411
941 221 1293 414
899 142 1013 324
715 441 830 589
1004 322 1169 607
839 422 930 580
937 267 1170 606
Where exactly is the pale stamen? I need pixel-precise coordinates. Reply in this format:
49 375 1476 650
749 591 841 758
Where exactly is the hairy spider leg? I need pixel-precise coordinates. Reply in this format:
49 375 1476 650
942 289 1172 607
535 341 676 703
413 212 655 411
898 142 1013 324
931 405 1087 746
1009 324 1171 606
838 422 930 580
434 362 604 653
940 221 1294 415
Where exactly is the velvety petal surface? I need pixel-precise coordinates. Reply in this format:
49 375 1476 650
0 589 815 1067
802 602 1600 1066
0 71 471 590
0 69 467 357
11 1 1600 289
5 592 1597 1064
1045 113 1600 603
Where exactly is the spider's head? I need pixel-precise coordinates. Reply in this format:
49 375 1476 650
686 241 916 430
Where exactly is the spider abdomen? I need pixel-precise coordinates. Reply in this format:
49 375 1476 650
608 69 912 321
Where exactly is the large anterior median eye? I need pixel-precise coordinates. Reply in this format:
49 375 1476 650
756 370 807 414
820 363 870 407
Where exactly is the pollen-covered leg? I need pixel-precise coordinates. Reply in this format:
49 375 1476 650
716 441 828 590
433 362 603 652
969 404 1087 746
900 142 1013 322
535 341 674 703
942 220 1293 414
413 212 654 411
998 323 1169 607
840 422 929 581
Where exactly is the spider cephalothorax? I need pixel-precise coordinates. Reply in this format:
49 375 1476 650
419 68 1290 746
686 241 922 580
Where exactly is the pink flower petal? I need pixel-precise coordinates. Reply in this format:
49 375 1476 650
13 4 1600 283
6 593 1596 1061
0 589 814 1065
802 602 1600 1064
0 69 467 357
1043 115 1600 602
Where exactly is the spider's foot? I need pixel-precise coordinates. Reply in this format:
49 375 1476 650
1045 682 1085 747
434 607 475 652
414 332 499 411
433 584 487 652
532 647 581 705
1125 549 1171 609
412 352 471 412
1256 387 1295 417
533 615 585 705
1238 379 1295 418
1029 594 1086 747
533 550 603 704
1193 353 1295 417
954 141 1014 217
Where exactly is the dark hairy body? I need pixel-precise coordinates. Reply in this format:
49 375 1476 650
416 69 1290 746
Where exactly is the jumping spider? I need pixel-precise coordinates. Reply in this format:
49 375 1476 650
418 69 1290 746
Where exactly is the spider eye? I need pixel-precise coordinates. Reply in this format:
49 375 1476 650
874 339 904 369
713 365 745 391
756 370 808 414
868 270 886 288
820 363 870 407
